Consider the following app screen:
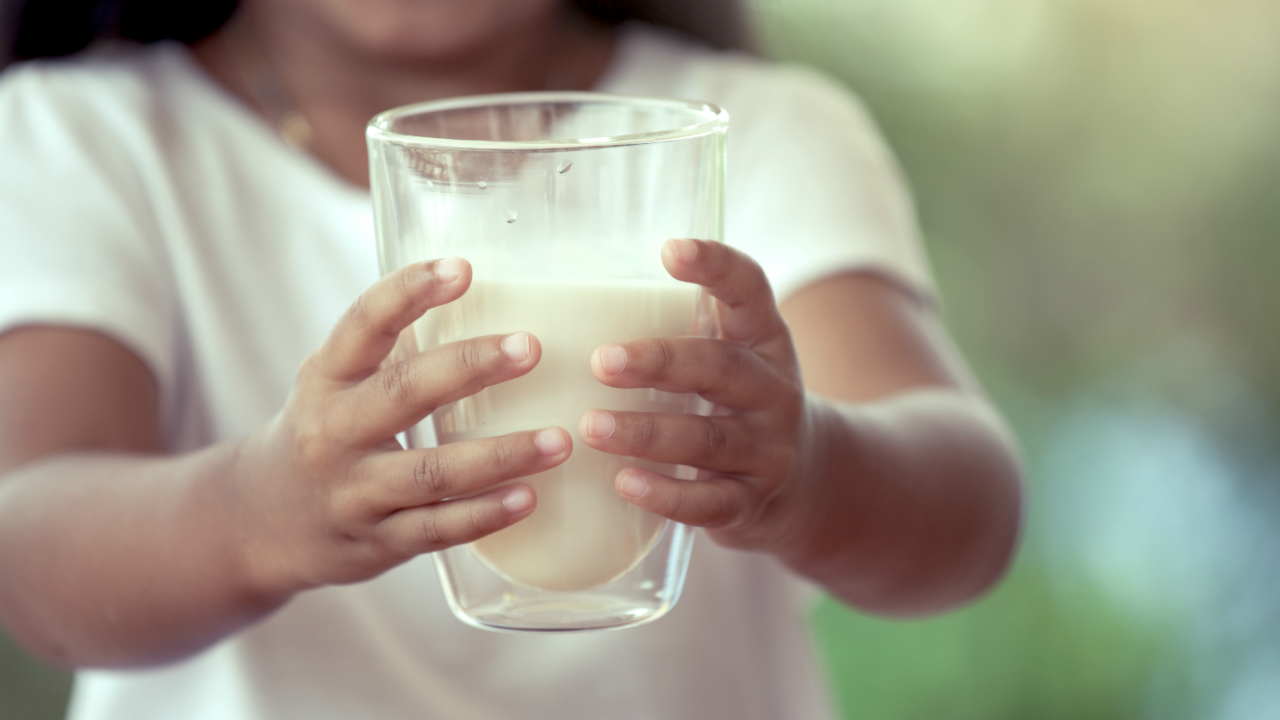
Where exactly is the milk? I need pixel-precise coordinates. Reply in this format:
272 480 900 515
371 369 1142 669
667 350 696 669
411 278 701 592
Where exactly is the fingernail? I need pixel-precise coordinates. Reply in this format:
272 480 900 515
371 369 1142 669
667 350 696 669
669 238 698 264
617 472 649 499
585 410 616 439
435 257 463 283
599 345 628 376
503 486 534 513
502 332 530 362
534 428 566 455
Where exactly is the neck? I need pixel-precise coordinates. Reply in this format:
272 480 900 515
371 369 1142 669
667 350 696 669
192 7 615 188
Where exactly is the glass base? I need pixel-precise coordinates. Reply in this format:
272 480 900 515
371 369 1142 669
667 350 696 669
434 522 694 633
453 591 674 633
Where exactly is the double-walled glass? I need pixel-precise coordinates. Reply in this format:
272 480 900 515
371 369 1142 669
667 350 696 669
367 93 727 632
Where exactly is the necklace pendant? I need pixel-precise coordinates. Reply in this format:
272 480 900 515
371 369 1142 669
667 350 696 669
278 111 313 150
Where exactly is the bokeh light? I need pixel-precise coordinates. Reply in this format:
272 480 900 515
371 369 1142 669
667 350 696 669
753 0 1280 717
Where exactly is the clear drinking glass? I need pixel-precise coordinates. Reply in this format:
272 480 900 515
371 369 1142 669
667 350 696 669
367 92 727 632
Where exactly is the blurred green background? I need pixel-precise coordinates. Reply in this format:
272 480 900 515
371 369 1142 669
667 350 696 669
755 0 1280 718
5 0 1280 717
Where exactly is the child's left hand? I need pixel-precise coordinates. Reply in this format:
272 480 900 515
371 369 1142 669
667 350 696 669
578 238 821 557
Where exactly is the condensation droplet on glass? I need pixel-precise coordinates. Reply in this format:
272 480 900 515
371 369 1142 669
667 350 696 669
556 161 572 175
504 209 518 224
477 180 488 190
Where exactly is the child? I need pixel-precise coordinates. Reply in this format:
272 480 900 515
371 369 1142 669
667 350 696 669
0 1 1023 717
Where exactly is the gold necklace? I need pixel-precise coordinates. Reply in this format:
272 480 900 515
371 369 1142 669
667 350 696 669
217 19 314 151
215 13 590 152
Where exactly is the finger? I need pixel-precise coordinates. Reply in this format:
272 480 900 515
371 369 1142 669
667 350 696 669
332 331 540 443
374 483 537 558
378 325 419 373
349 427 571 515
591 337 781 409
614 467 753 530
579 409 757 474
661 239 788 346
315 257 470 381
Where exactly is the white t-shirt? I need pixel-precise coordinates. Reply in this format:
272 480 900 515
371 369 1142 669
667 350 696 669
0 24 932 720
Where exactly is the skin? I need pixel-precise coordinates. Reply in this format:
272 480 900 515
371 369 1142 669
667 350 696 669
197 0 615 186
0 0 1022 668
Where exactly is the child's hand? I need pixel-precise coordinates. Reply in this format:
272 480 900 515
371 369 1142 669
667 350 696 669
579 239 820 556
234 258 571 597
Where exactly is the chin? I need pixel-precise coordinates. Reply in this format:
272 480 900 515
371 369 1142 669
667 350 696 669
314 0 562 60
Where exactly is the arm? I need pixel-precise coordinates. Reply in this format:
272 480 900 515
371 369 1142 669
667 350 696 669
0 259 569 668
0 343 281 665
776 270 1022 614
580 239 1023 616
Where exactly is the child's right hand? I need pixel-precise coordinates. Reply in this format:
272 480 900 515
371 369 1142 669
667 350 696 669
231 257 570 598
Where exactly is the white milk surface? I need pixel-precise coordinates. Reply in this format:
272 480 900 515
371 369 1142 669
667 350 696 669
413 278 701 591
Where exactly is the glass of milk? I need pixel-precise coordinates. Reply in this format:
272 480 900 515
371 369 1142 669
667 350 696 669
367 93 727 632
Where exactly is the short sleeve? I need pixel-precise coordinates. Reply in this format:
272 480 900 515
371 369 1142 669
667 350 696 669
0 60 178 401
720 63 936 303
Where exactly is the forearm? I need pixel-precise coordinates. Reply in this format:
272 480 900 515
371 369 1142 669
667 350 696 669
0 445 284 669
0 263 565 669
780 388 1023 617
575 251 1023 614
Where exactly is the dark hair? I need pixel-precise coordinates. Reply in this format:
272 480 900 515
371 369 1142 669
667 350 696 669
0 0 752 70
1 0 237 63
572 0 753 51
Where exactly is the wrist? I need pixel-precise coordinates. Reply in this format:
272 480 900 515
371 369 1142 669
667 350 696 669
212 433 298 610
770 395 870 572
777 390 1025 615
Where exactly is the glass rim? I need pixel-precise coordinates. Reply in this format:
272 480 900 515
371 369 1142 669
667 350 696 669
366 91 728 152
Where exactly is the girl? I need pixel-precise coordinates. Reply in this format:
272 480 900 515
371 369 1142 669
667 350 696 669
0 1 1023 717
